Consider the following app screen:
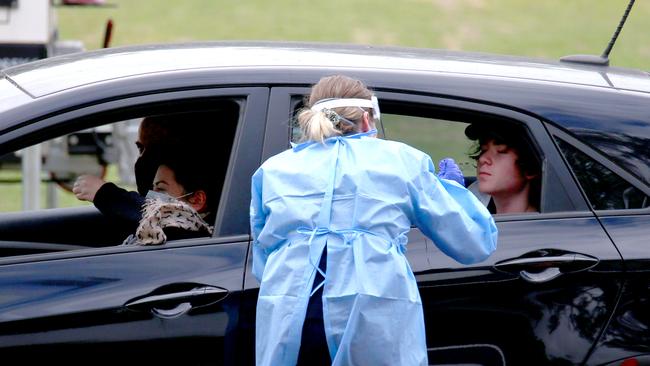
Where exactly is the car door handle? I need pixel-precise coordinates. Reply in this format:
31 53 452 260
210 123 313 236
125 285 229 319
494 250 599 284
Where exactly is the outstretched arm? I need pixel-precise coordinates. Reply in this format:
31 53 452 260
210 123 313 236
437 157 465 186
73 175 106 202
93 182 146 232
410 156 497 264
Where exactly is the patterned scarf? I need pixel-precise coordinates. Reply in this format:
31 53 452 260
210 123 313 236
123 198 214 245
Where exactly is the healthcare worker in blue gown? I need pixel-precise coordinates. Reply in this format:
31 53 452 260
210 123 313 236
250 75 498 366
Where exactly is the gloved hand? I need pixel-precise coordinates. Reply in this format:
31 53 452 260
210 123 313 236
437 158 465 186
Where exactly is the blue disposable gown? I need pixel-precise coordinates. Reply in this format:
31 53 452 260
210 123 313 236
250 131 498 366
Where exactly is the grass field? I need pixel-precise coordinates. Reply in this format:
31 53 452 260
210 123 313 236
57 0 650 69
1 1 648 211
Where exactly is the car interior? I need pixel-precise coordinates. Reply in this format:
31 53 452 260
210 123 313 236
0 98 241 256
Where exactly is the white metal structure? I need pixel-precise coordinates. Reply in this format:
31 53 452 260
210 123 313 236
1 0 85 210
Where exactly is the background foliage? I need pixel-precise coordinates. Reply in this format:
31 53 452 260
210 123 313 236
58 0 649 69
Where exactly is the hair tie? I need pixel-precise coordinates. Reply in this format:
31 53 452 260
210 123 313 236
321 108 356 127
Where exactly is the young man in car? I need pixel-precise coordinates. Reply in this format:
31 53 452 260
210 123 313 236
464 121 541 214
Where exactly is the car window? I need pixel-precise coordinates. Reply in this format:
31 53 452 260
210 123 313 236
289 96 553 215
381 101 550 215
289 100 474 175
0 97 242 256
1 99 239 212
382 114 475 177
0 119 139 212
555 138 650 210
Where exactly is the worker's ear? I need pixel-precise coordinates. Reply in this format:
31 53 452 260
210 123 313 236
187 190 207 213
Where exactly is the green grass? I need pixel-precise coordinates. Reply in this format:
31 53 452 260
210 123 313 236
0 165 129 212
57 0 650 69
383 115 477 176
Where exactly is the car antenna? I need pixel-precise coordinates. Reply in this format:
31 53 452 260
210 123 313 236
560 0 635 66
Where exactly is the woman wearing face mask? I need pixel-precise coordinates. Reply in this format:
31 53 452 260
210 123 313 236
73 112 226 240
122 149 215 245
250 75 498 366
465 122 541 214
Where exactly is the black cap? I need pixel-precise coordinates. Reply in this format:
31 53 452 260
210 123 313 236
464 121 541 172
464 122 518 144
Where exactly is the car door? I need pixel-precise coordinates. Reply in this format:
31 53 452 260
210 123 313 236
247 85 623 365
260 86 431 273
0 87 268 365
371 91 624 366
547 125 650 366
236 86 433 365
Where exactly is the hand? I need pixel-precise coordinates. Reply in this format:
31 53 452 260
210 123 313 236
72 175 106 202
437 158 465 186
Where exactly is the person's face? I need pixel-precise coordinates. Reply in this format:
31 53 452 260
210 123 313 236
136 124 148 156
476 139 528 196
136 121 166 157
152 165 186 199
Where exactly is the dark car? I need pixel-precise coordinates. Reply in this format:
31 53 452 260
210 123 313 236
0 41 649 366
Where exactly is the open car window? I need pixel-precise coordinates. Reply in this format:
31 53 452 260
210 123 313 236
1 119 139 212
378 100 548 216
382 114 475 177
287 96 576 216
0 97 242 257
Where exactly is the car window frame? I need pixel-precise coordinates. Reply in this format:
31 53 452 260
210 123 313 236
547 123 650 216
377 91 592 217
267 86 590 220
0 86 269 263
263 86 311 161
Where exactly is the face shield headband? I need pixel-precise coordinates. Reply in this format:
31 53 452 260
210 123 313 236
310 95 381 121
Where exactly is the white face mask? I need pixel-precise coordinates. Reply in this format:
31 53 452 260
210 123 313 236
145 190 193 203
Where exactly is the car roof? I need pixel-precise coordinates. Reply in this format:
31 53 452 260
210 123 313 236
3 40 650 98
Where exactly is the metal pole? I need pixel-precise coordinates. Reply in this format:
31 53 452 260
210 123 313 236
46 182 58 208
21 144 41 210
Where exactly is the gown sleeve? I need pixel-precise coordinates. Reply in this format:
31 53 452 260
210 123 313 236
250 168 269 282
408 155 498 264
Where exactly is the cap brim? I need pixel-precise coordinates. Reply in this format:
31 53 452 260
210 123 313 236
464 123 511 142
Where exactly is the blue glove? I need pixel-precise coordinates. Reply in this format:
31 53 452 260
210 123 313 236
437 158 465 186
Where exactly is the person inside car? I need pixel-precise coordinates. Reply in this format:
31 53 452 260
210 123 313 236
465 121 541 214
122 149 215 245
72 112 224 237
250 74 497 366
73 115 179 229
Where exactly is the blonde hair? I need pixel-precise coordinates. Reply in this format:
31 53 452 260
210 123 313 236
297 75 374 143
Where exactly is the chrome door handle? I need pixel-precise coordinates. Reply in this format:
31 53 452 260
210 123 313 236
150 302 193 319
494 251 599 283
125 285 229 318
126 286 227 307
519 267 562 283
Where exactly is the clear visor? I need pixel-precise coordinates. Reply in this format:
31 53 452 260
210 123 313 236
311 95 381 121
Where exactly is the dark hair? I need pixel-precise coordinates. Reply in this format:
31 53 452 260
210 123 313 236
136 112 211 195
153 146 219 214
465 122 542 209
140 110 218 146
136 109 230 198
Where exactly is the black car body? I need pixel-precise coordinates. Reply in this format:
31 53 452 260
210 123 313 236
0 41 649 365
